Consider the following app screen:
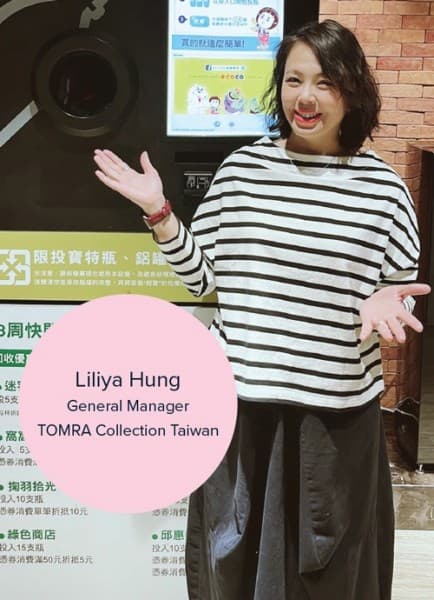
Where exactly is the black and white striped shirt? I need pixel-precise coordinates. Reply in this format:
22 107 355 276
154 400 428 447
158 136 420 409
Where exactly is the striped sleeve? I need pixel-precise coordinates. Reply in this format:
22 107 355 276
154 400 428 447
375 185 420 312
156 169 225 297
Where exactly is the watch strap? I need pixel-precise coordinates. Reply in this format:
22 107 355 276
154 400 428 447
143 199 172 229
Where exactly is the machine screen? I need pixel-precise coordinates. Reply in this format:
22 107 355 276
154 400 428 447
167 0 285 137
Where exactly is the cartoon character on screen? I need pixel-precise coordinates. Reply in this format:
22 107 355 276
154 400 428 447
209 96 221 115
187 84 209 115
224 88 245 113
255 7 279 50
249 97 261 114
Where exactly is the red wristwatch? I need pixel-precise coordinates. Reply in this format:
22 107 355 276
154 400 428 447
143 199 172 229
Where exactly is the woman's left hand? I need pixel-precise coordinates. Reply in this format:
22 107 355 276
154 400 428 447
359 283 431 343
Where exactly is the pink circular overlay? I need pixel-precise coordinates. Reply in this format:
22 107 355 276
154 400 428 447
19 295 237 513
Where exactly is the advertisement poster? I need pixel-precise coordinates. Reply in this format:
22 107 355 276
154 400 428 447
0 302 214 598
167 0 285 136
0 225 216 598
0 231 216 303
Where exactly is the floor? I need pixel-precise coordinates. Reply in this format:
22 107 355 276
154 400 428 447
384 412 434 599
394 531 434 599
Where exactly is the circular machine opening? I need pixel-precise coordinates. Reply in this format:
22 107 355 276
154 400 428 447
49 51 117 118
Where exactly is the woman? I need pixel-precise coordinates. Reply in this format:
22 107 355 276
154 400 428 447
94 19 430 600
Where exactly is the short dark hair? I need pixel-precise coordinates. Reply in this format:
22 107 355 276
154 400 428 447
263 19 381 155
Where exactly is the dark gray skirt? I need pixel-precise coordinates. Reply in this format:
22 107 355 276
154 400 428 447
185 398 394 600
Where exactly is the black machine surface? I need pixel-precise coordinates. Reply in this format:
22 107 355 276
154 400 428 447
1 0 319 232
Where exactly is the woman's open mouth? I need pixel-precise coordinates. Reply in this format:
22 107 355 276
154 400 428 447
294 110 322 126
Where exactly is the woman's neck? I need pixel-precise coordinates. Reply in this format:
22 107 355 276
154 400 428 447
281 135 344 157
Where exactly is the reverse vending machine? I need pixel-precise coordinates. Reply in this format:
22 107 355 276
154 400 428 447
0 1 319 598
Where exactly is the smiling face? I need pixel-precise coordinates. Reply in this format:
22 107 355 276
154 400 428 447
257 11 275 30
280 41 346 155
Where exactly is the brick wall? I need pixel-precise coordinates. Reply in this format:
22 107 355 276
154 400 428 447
319 0 434 408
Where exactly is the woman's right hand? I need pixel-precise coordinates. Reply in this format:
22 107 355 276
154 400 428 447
94 149 165 215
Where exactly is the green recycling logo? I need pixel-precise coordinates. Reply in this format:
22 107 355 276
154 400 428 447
0 250 31 286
